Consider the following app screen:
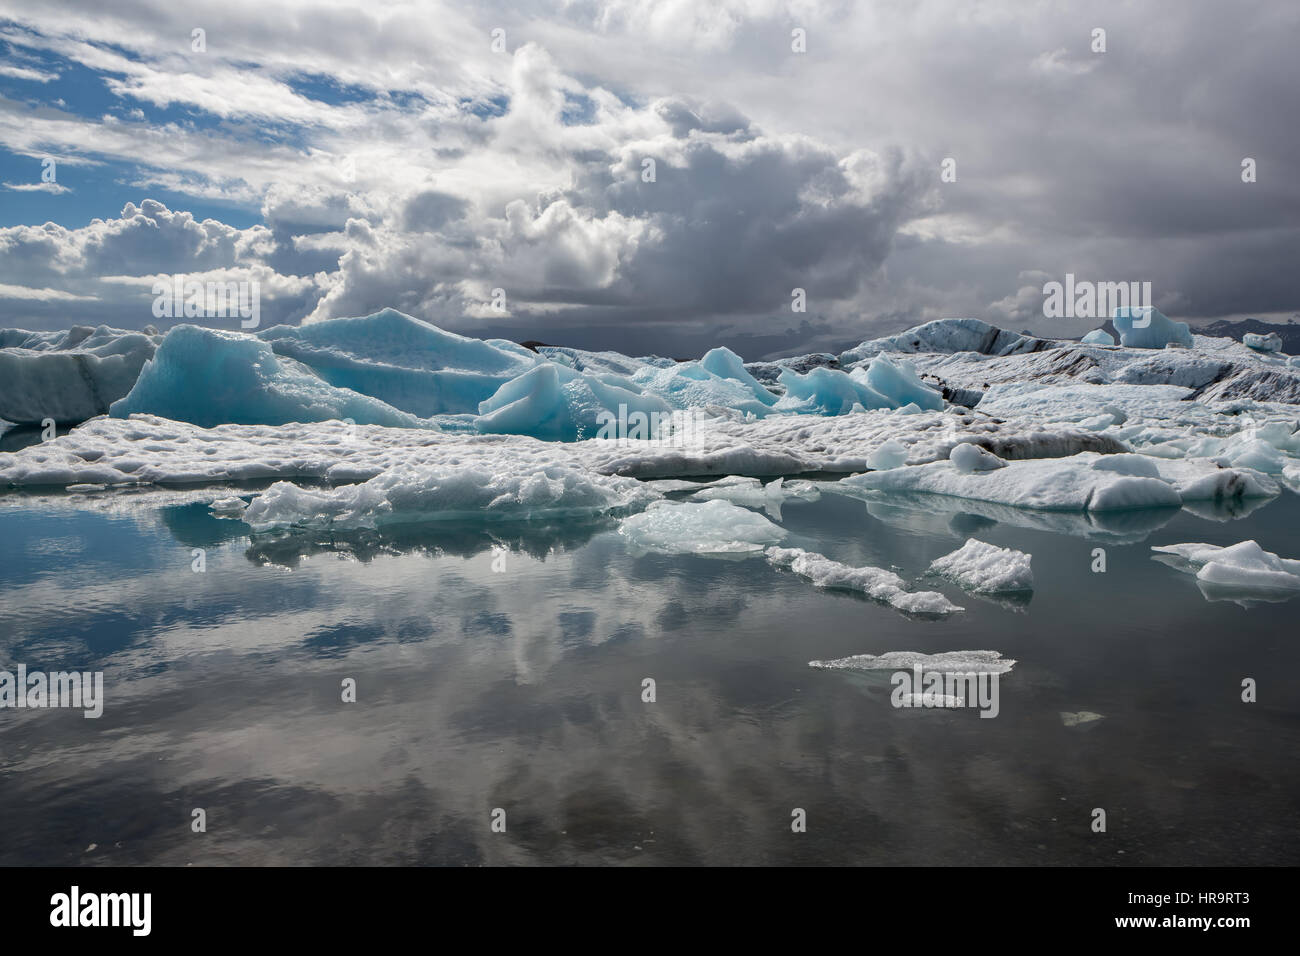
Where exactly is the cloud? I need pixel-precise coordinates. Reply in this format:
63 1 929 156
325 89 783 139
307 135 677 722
0 0 1295 352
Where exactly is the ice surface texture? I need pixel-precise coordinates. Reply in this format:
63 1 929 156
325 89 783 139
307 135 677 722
929 538 1033 593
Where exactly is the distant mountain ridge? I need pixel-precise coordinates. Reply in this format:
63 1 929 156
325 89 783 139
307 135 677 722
1196 318 1300 352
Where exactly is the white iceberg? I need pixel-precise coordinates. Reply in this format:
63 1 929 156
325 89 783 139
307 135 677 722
840 450 1275 513
765 546 962 615
928 538 1033 593
1243 332 1283 353
1151 540 1300 593
242 459 659 532
1081 328 1116 346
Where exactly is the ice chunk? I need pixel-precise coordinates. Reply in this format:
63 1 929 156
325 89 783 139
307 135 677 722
699 347 779 406
110 325 429 429
209 496 248 516
928 538 1033 593
856 354 944 411
1112 306 1194 349
841 451 1183 512
1081 328 1116 346
618 499 786 553
867 439 909 470
765 546 962 615
1151 540 1300 593
774 366 891 415
1243 331 1283 353
258 308 540 416
475 362 674 441
243 460 659 532
629 362 775 418
0 325 158 424
684 475 820 517
808 650 1013 673
949 442 1007 473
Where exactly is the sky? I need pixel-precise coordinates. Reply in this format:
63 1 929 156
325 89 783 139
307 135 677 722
0 0 1297 359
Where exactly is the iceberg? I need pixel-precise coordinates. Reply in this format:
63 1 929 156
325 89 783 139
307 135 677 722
258 308 540 416
928 538 1033 593
241 459 659 532
774 354 942 415
838 451 1260 513
699 347 779 406
840 318 1047 364
1151 540 1300 594
475 362 674 441
0 325 158 425
1112 306 1194 349
765 546 962 615
1243 331 1283 353
618 499 787 553
1081 328 1115 346
110 325 429 429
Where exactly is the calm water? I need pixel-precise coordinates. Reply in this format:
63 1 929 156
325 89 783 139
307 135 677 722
1 479 1298 866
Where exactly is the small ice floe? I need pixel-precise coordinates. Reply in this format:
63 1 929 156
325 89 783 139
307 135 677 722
766 547 962 615
1060 711 1105 727
1243 332 1283 353
618 499 786 554
209 496 248 517
809 649 1015 673
1151 540 1300 600
928 538 1033 594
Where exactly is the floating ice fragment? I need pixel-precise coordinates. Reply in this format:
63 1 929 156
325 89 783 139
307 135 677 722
1151 540 1300 593
766 546 962 615
1081 328 1115 346
928 538 1033 593
1243 332 1283 353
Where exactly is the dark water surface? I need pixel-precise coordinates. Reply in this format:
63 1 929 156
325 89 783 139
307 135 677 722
1 481 1298 865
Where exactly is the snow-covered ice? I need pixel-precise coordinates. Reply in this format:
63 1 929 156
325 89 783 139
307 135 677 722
244 459 660 532
765 546 962 615
1151 540 1300 593
928 538 1033 593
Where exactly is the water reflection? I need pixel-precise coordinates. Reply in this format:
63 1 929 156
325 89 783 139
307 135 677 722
1 485 1299 865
